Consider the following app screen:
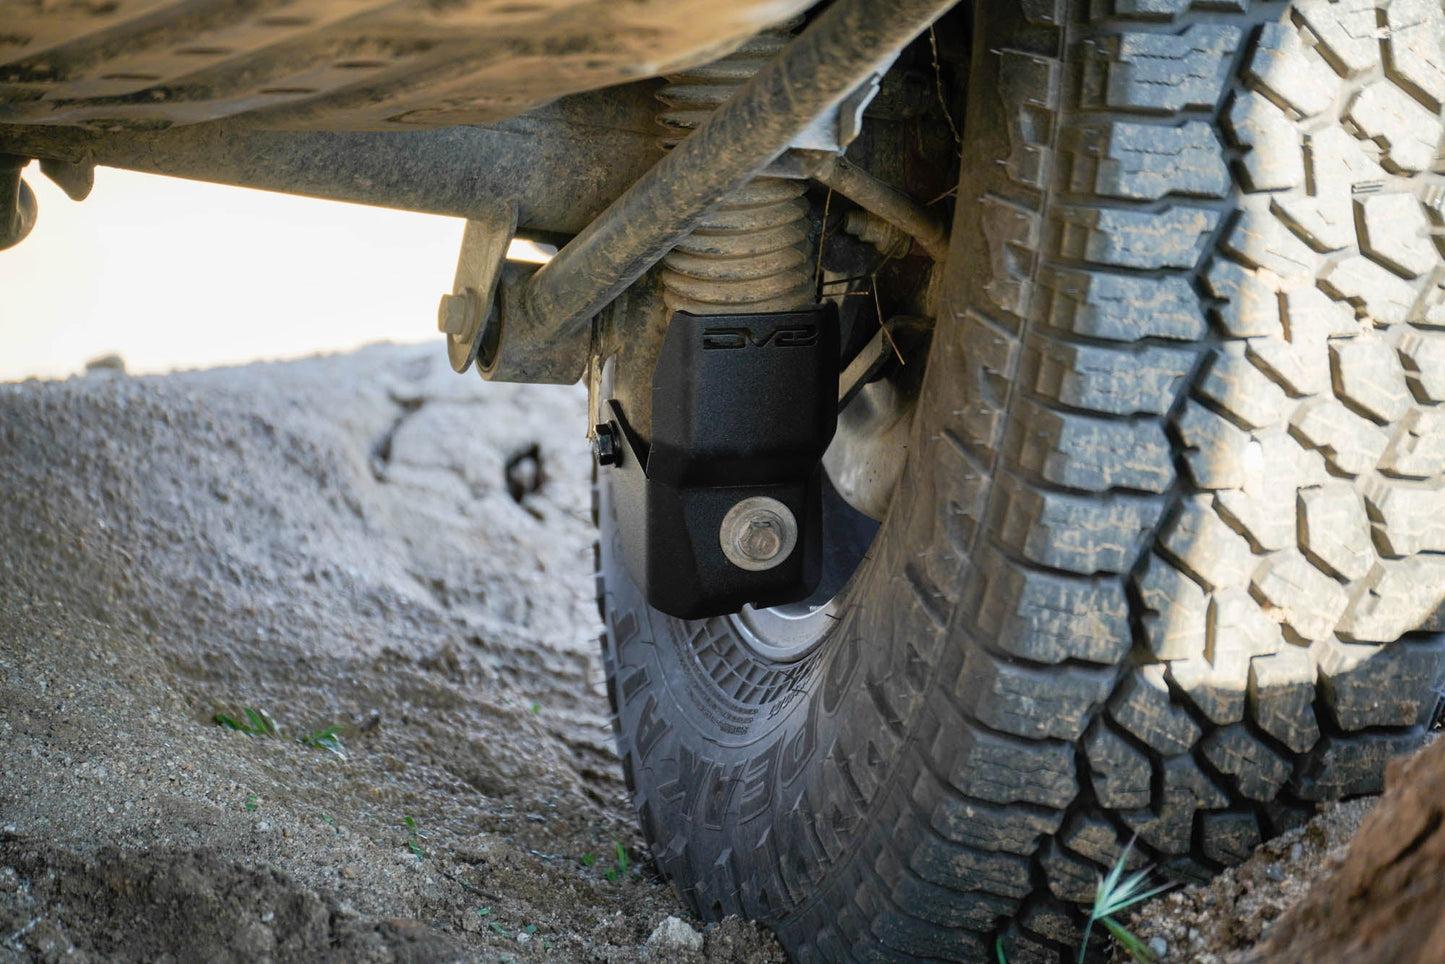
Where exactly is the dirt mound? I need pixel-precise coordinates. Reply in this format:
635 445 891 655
1249 735 1445 963
1108 798 1372 963
0 841 468 962
0 345 782 963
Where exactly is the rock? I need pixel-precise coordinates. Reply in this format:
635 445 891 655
1149 935 1169 958
1256 736 1445 963
647 915 703 954
84 354 126 374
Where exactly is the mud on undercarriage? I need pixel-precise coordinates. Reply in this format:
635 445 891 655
5 1 1445 961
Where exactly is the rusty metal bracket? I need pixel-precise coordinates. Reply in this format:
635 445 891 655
439 201 518 374
39 158 94 202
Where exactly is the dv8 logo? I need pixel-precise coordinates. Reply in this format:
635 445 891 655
701 325 819 349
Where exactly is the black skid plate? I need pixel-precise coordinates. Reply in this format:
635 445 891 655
604 305 839 619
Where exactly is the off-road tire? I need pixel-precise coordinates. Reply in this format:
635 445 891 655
596 1 1445 960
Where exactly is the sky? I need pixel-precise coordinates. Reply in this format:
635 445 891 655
0 166 495 382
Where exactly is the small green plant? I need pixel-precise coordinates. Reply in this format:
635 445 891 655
215 709 346 759
529 702 541 714
993 841 1170 964
215 707 278 736
489 922 509 938
244 794 259 812
580 853 595 867
1079 838 1172 964
475 907 490 917
402 815 427 858
604 840 630 882
297 724 345 759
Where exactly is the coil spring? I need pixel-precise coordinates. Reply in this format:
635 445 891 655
656 26 814 315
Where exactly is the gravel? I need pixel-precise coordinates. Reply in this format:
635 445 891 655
0 344 784 963
0 340 1423 964
1106 797 1376 962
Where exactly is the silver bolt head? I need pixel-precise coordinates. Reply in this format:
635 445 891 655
741 522 783 560
720 497 798 571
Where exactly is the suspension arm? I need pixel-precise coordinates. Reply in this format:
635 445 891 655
806 153 951 261
479 0 961 383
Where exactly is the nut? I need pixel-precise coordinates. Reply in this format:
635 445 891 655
592 424 620 466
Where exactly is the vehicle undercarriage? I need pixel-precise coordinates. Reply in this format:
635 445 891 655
5 1 1445 960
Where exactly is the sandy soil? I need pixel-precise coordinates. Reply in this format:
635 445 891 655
1107 799 1372 963
0 345 783 963
0 341 1431 964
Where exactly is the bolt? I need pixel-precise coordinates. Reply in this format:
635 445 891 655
719 497 797 572
843 209 910 255
593 423 620 466
740 520 783 560
437 290 475 337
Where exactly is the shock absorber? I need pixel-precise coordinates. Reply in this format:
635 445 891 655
655 26 815 315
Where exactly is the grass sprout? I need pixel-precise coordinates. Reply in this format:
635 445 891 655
215 708 346 759
604 840 631 882
403 815 427 859
1079 837 1173 964
215 707 278 736
1102 917 1157 963
297 725 345 758
993 838 1171 964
